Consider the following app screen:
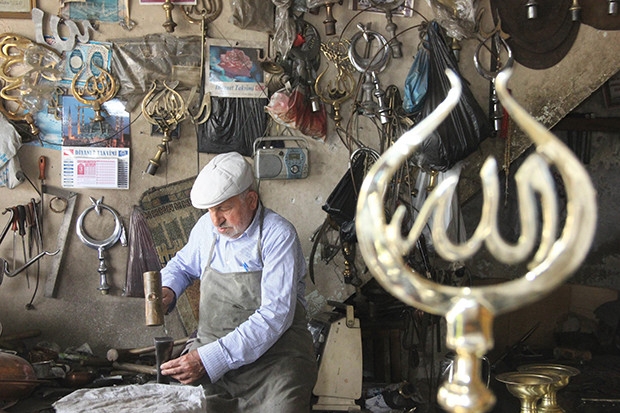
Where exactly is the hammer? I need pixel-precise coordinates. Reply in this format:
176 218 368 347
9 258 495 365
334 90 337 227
106 337 188 362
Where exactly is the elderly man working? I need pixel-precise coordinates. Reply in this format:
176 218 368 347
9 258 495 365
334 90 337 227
159 152 317 412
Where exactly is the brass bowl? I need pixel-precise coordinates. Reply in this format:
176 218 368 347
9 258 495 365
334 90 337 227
496 371 555 413
517 364 580 412
518 363 580 387
496 371 554 398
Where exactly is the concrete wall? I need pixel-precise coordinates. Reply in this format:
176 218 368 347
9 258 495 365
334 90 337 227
1 0 620 360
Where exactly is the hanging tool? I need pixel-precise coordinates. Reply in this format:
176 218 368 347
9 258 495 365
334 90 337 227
474 19 513 137
30 198 42 253
0 208 14 246
25 199 42 309
38 156 46 242
11 206 18 271
1 249 60 287
43 185 78 298
16 205 29 288
25 202 35 269
0 208 14 288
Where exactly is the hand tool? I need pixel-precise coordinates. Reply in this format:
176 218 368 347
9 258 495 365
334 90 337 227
0 208 14 246
106 337 189 362
30 199 42 252
16 205 28 288
154 336 174 383
112 361 157 376
1 250 60 285
25 203 36 262
11 206 18 271
25 200 42 310
42 185 78 298
38 156 46 243
143 270 165 326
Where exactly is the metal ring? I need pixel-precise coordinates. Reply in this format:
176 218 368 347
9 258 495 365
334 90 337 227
348 25 390 74
49 196 68 213
473 35 514 81
76 198 124 250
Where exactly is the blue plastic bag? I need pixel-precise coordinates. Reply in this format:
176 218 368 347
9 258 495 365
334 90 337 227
403 36 430 114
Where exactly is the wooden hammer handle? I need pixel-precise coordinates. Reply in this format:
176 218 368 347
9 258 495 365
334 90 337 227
112 362 157 375
106 337 189 361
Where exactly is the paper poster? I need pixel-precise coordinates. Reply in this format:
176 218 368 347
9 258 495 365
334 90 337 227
206 38 268 98
62 96 130 148
67 0 123 23
62 147 130 189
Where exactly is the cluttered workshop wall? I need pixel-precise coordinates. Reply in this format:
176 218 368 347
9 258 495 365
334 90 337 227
0 0 620 359
0 0 438 354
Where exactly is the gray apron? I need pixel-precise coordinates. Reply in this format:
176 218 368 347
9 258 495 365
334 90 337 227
191 210 317 413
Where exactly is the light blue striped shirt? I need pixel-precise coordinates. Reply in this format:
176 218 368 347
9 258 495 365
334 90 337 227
161 204 307 382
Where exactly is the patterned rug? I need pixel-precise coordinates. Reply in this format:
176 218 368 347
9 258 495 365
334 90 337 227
139 176 204 334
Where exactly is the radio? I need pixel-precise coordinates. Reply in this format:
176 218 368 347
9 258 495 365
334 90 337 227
253 137 309 180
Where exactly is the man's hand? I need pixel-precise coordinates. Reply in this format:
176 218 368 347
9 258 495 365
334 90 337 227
160 350 207 384
161 287 176 314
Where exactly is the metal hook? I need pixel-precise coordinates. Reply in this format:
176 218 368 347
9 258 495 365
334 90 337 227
473 34 514 81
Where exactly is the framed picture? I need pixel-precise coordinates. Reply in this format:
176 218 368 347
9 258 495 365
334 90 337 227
206 38 268 98
0 0 35 18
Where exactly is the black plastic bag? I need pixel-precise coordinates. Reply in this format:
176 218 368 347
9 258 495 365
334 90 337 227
411 21 491 172
322 150 375 234
197 96 269 156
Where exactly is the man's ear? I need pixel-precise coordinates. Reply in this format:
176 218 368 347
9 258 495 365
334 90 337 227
247 190 259 209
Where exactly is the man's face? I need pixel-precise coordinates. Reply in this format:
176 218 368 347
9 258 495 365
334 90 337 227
209 190 258 239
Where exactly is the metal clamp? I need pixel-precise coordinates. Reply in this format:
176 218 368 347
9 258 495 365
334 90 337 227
76 197 126 294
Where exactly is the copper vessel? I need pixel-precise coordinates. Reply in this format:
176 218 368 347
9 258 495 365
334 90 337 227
0 352 40 401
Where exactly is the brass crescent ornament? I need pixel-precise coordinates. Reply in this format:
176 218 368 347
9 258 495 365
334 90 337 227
355 68 597 413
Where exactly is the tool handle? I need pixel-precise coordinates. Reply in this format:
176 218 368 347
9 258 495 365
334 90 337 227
38 156 47 181
11 207 18 231
107 337 189 361
17 205 26 236
25 203 34 228
112 362 157 375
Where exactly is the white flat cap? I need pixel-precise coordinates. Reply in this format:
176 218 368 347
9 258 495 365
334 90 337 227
190 152 254 209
